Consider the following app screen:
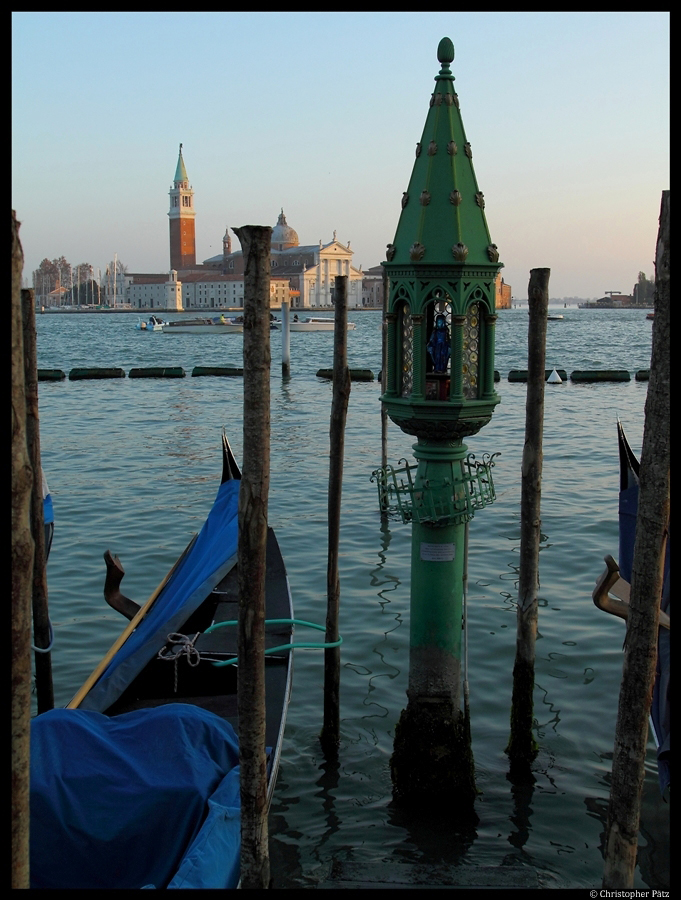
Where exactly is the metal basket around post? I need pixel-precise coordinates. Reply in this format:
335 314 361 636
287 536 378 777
371 452 499 527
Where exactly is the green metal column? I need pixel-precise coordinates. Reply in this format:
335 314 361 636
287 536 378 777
408 442 468 710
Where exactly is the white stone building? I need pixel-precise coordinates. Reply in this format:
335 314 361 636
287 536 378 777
126 271 182 310
361 265 385 308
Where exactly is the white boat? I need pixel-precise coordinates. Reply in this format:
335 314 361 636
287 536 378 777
135 316 165 332
162 316 243 334
288 316 356 332
547 314 564 321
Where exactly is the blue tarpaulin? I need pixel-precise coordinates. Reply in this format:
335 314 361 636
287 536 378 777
30 704 241 890
79 478 240 714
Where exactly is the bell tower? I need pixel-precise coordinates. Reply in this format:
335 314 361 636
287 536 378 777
168 143 196 270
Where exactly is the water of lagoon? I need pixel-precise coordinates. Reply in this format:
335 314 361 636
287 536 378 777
34 306 667 889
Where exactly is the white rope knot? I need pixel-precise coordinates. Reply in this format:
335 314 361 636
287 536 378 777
157 632 201 667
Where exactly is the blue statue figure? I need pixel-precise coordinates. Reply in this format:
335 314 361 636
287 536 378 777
427 313 451 373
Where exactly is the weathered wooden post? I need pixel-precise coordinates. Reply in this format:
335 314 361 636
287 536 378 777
506 268 549 776
281 298 291 378
602 190 670 889
376 39 503 807
12 211 32 889
380 264 389 491
321 275 350 753
22 287 54 713
232 224 272 890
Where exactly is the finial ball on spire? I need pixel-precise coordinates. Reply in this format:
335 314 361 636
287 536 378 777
437 37 454 65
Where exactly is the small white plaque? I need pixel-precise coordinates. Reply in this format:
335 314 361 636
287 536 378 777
420 542 456 562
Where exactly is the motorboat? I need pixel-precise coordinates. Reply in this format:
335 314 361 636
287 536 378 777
288 316 356 332
135 315 165 332
162 316 243 334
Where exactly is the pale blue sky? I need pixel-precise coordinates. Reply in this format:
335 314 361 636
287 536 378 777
12 11 669 298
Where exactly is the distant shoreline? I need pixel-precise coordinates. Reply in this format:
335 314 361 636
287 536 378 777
38 305 382 314
38 303 654 314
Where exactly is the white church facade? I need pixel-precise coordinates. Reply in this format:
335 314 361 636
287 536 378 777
203 210 364 310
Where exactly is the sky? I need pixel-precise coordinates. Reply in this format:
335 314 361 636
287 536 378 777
12 11 669 299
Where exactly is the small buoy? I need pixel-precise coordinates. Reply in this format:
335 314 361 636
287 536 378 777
547 368 562 384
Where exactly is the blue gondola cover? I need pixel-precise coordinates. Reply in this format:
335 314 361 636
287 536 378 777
30 704 241 890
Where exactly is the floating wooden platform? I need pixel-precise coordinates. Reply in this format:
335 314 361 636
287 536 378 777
316 368 375 381
316 861 540 890
191 366 243 377
68 367 125 380
570 369 630 382
508 369 568 383
128 367 185 379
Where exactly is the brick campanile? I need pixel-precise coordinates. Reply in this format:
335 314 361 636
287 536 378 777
168 143 196 270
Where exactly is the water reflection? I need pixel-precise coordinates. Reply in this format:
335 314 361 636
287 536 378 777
506 770 536 860
347 519 406 727
386 800 478 866
314 753 342 849
584 748 669 890
534 682 562 738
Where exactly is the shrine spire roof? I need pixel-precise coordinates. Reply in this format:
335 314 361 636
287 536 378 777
386 37 501 271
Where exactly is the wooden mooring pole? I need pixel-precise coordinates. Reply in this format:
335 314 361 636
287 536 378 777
11 211 32 889
602 191 670 889
233 225 272 890
506 268 550 776
281 298 291 378
380 266 389 485
321 275 350 753
22 287 54 714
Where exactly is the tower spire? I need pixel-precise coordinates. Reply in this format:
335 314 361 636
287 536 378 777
168 144 196 270
174 143 189 186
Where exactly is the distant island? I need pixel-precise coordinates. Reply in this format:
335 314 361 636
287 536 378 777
509 272 656 309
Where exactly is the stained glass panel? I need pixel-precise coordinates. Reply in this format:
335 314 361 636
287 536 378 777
400 302 413 397
462 302 479 399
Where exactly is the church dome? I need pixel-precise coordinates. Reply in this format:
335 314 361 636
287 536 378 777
271 209 299 249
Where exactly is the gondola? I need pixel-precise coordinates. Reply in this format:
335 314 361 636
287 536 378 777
29 433 294 889
592 420 670 797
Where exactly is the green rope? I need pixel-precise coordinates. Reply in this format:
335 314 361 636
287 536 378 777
204 618 342 667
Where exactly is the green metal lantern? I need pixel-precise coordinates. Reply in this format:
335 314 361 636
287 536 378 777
381 36 502 445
